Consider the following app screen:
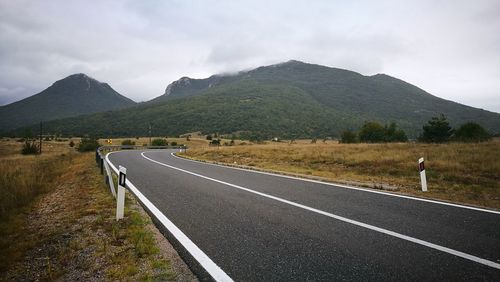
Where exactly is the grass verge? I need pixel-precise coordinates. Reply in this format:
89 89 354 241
180 140 500 209
0 146 195 281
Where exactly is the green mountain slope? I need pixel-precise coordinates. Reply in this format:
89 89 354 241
0 74 136 131
13 61 500 138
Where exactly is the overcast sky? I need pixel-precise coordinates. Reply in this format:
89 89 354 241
1 0 499 112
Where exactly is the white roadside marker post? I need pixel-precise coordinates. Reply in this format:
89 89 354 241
116 166 127 220
419 157 427 192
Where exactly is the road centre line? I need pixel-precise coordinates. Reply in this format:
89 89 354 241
171 152 500 215
142 151 500 270
106 152 233 282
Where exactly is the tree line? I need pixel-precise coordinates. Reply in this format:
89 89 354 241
341 114 492 143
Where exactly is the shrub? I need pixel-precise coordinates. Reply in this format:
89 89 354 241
121 139 136 146
21 140 39 155
69 140 75 147
356 122 408 143
453 122 491 142
340 130 357 143
210 139 221 146
151 138 167 146
77 137 100 152
170 141 178 146
206 135 213 140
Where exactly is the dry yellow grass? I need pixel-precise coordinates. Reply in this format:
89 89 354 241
0 139 193 280
0 137 75 159
182 139 500 209
0 138 76 218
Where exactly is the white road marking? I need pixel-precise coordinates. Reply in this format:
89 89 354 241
171 152 500 215
106 152 233 282
141 151 500 270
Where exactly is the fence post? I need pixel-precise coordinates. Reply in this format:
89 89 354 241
116 166 126 220
419 157 427 192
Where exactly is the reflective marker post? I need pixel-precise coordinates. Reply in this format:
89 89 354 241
116 166 127 220
419 157 427 192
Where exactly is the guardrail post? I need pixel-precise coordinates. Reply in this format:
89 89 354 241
116 166 127 220
104 159 117 198
419 157 427 192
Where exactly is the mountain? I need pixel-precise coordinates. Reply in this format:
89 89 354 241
149 75 225 103
12 61 500 139
0 74 136 131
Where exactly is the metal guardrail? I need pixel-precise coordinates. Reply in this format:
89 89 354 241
96 144 231 281
95 145 187 219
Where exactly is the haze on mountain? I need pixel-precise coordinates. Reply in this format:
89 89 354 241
2 1 499 114
0 74 136 131
17 60 500 139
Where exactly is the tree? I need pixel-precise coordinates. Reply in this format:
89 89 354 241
340 130 357 143
384 122 408 142
453 122 491 142
359 122 386 143
419 114 454 143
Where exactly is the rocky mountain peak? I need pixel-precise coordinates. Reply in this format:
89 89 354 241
164 77 193 95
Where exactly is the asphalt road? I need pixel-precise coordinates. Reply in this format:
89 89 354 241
108 149 500 281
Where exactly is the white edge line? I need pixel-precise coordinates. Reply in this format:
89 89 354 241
105 151 233 282
171 152 500 215
142 151 500 270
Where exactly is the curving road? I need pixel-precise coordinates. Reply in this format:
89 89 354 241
107 149 500 281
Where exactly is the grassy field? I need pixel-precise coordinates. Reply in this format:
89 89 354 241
99 136 210 148
0 138 195 280
181 139 500 209
0 138 75 219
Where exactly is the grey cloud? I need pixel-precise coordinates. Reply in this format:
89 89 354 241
0 0 499 112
